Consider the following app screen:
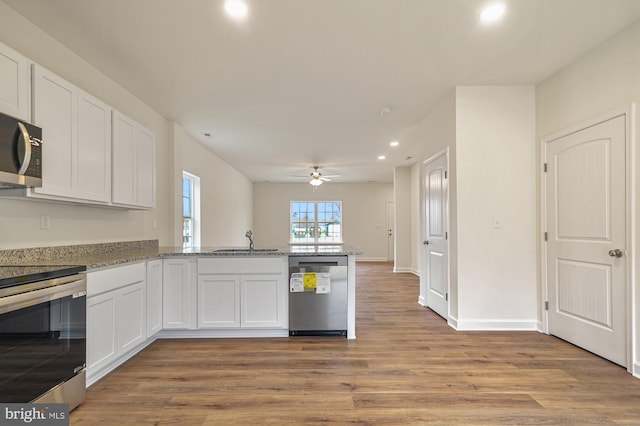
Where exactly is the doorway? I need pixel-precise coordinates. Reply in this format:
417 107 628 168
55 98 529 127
542 109 629 368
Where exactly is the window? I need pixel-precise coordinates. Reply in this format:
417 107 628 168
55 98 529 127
182 172 201 248
290 201 342 244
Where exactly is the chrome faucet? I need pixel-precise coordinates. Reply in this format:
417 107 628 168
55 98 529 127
245 230 254 250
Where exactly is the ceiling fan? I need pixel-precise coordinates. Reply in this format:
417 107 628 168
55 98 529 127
295 166 340 186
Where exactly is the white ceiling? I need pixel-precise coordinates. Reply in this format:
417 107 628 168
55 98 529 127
4 0 640 183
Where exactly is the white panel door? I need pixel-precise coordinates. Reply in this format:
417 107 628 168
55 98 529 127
116 282 146 354
77 90 111 202
146 259 163 338
387 201 395 261
32 65 77 198
112 111 137 205
545 114 626 366
241 274 284 328
423 154 448 319
135 125 156 208
198 275 241 328
0 42 30 121
87 292 117 374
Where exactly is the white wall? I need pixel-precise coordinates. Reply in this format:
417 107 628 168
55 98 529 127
455 86 537 329
173 123 253 247
536 20 640 376
407 90 458 317
393 166 412 272
0 2 171 248
405 86 537 329
253 183 393 260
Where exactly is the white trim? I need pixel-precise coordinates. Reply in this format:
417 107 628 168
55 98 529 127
447 315 458 330
357 257 388 262
454 319 538 331
418 296 426 307
393 266 414 273
540 104 634 373
157 329 289 339
634 362 640 379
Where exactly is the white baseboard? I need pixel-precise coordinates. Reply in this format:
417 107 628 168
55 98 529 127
633 362 640 379
417 296 426 307
453 319 538 331
448 315 458 329
357 257 389 262
393 266 414 273
157 329 290 339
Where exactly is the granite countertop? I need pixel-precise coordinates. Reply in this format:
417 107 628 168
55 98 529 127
0 241 362 270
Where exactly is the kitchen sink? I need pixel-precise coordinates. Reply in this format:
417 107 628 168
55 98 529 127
212 248 279 253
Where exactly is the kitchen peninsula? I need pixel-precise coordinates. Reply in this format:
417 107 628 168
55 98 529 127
0 240 361 385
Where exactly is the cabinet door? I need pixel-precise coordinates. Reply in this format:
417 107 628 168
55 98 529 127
0 42 30 121
241 274 285 328
135 125 156 208
87 291 117 375
32 65 77 198
163 259 196 329
116 281 146 354
146 259 163 337
198 275 241 328
111 111 136 205
77 90 111 202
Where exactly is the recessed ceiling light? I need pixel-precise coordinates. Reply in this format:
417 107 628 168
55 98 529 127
389 140 399 147
224 0 248 20
479 3 505 24
378 155 386 160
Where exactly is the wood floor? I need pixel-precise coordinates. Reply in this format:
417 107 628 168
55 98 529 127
71 262 640 425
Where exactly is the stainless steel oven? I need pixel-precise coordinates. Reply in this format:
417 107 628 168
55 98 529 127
0 267 86 410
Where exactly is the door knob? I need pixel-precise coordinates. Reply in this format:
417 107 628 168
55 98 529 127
608 249 623 258
423 240 429 245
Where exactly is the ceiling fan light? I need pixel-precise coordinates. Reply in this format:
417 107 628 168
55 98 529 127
310 177 323 186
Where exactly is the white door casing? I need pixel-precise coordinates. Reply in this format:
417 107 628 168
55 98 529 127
544 112 628 367
421 152 449 319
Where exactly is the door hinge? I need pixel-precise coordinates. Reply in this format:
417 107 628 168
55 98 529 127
544 232 548 242
444 170 448 179
445 232 448 240
445 293 449 301
544 163 548 173
545 301 549 311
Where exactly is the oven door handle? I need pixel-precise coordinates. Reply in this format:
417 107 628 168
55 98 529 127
0 276 86 315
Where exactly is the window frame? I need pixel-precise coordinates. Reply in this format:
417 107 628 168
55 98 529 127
290 201 343 245
182 171 201 248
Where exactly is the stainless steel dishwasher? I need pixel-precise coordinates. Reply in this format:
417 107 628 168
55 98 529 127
289 256 348 337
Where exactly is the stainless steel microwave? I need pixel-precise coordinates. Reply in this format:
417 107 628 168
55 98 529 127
0 112 42 189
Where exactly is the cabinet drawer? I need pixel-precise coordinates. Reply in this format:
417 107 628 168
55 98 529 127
87 262 146 296
198 257 284 274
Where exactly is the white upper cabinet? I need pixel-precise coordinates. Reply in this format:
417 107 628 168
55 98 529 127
0 42 30 121
32 64 112 203
112 110 156 209
77 91 112 202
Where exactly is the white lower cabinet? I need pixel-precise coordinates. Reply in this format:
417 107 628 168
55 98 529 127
197 257 287 329
146 259 163 337
86 262 146 385
162 258 197 329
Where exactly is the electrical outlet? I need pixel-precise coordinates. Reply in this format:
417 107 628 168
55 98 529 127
40 215 51 230
493 216 502 229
